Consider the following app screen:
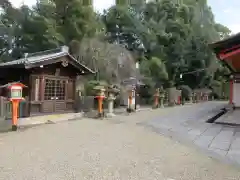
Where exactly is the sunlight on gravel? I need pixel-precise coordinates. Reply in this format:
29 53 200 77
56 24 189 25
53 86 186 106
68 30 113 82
0 109 240 180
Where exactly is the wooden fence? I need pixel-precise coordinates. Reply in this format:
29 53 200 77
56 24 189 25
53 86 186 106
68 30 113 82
0 96 27 120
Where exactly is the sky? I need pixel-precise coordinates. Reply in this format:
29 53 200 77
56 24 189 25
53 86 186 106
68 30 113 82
208 0 240 34
10 0 240 34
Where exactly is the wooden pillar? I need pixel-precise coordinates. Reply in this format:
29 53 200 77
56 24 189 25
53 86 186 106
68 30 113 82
229 79 233 104
65 79 68 101
0 96 4 118
23 96 29 117
39 75 44 112
28 75 32 116
11 99 19 131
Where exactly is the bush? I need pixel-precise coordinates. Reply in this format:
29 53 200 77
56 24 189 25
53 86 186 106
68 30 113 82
179 85 192 100
84 80 108 96
211 80 222 99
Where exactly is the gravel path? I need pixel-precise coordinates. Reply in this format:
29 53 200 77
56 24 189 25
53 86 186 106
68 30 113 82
0 108 240 180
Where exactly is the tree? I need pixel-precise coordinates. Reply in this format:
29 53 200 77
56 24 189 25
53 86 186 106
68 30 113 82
140 57 168 87
0 0 231 98
102 0 231 91
70 38 139 84
36 0 103 44
0 0 104 61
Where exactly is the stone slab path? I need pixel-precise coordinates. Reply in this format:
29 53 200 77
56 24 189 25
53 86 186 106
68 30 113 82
215 109 240 125
142 101 240 166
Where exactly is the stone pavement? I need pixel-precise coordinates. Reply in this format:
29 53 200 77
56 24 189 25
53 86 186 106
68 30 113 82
215 109 240 125
1 109 240 180
141 101 240 166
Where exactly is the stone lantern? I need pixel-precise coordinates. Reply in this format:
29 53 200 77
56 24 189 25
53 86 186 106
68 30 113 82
106 85 120 117
189 93 193 104
212 94 214 101
153 88 160 109
127 89 135 113
192 92 196 103
159 87 165 108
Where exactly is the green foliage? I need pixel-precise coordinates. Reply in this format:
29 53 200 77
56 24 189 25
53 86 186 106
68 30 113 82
179 85 192 99
0 0 103 60
0 0 231 98
211 80 222 98
84 80 108 96
140 57 168 86
103 0 231 92
71 38 138 84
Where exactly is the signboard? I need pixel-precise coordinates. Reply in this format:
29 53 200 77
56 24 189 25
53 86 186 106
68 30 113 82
11 89 22 98
10 86 23 99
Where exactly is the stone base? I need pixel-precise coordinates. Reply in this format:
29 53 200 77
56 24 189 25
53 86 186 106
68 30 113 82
126 108 135 113
12 125 17 131
168 102 175 107
106 113 116 118
152 104 159 109
97 112 105 119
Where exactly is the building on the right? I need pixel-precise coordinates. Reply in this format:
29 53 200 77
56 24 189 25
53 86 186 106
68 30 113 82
209 33 240 107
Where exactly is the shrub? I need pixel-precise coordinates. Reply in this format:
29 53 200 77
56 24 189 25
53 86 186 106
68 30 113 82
179 85 192 100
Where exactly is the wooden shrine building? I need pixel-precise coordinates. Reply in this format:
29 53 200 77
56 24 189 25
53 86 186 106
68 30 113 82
210 33 240 107
0 46 94 115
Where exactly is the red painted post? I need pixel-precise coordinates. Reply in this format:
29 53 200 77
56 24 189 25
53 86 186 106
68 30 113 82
229 79 233 104
11 99 19 131
178 96 181 105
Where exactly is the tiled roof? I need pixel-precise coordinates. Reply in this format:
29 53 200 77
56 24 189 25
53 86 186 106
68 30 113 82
0 46 95 73
209 33 240 54
0 51 66 66
0 82 27 88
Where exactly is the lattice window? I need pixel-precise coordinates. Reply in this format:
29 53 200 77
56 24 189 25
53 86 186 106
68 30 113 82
44 79 55 100
56 80 66 100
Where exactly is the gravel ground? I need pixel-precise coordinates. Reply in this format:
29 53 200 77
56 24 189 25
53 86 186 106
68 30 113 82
0 108 240 180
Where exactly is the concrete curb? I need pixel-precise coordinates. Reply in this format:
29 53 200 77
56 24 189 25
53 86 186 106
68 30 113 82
3 103 198 130
17 113 84 127
16 107 153 128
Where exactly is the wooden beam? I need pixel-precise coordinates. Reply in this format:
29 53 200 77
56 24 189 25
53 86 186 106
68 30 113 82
219 44 240 54
219 48 240 60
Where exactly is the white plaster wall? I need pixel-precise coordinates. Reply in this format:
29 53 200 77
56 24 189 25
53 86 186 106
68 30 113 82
233 83 240 107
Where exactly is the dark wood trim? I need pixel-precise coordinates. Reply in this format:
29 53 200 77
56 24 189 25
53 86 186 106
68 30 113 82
44 74 71 80
30 101 42 104
25 58 61 69
28 74 32 116
24 56 94 75
209 33 240 53
65 79 68 101
219 48 240 60
40 75 44 102
40 74 44 113
73 79 76 101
